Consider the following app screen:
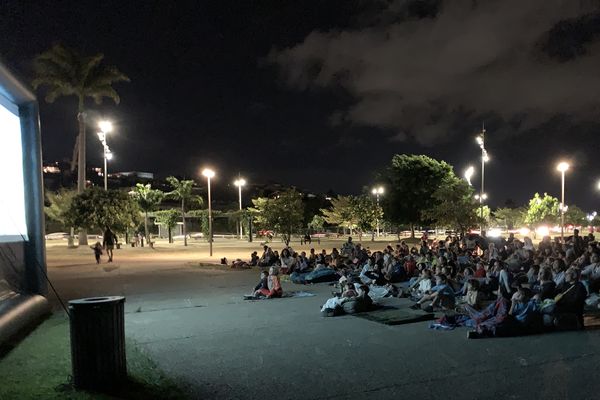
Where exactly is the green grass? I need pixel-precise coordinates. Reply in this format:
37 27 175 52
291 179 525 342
0 315 188 400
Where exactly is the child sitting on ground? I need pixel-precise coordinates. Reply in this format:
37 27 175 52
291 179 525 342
253 271 269 296
91 242 103 264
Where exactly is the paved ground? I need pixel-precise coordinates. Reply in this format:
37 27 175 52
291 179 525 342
46 240 600 400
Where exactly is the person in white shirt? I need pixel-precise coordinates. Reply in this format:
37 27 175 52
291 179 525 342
581 254 600 294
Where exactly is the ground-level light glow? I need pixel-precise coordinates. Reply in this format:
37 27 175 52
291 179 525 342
536 226 550 237
487 228 502 238
519 227 530 236
0 100 28 241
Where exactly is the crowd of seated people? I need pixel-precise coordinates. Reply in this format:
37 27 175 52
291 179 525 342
405 229 597 337
246 230 600 335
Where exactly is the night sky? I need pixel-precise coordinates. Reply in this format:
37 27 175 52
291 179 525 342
2 0 600 210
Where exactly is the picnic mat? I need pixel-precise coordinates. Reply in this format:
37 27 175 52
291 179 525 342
243 291 316 300
353 306 435 326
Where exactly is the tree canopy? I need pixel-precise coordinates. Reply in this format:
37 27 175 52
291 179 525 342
130 183 164 242
249 190 304 245
154 209 179 243
378 154 453 236
320 196 358 234
65 188 141 234
421 175 479 233
524 193 559 227
564 205 587 226
494 207 525 230
166 176 202 246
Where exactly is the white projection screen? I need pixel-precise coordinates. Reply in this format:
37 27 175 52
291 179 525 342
0 95 28 242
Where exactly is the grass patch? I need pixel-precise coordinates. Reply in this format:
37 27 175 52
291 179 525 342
0 314 188 400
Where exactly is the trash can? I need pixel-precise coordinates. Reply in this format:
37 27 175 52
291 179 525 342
69 296 127 391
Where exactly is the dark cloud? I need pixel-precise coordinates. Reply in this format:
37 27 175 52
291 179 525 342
269 0 600 145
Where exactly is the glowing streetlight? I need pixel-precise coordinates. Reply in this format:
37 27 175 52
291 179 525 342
371 186 384 237
202 168 215 256
97 120 114 190
234 177 246 239
464 166 475 186
556 161 570 242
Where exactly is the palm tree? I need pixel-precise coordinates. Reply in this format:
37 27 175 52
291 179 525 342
32 44 129 245
130 184 164 245
166 177 203 246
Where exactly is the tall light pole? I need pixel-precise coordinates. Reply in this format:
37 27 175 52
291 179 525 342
202 168 215 256
557 161 570 243
371 186 384 237
97 120 113 190
234 177 246 239
475 125 489 234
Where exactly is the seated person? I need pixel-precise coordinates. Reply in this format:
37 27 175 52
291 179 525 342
407 269 433 300
551 267 587 330
248 251 259 266
279 248 294 274
534 267 556 301
410 274 455 312
252 271 269 296
464 290 510 338
254 267 283 298
581 253 600 294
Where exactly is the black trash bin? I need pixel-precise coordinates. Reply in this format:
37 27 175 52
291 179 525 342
69 296 127 391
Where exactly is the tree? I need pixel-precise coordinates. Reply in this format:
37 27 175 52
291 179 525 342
308 215 326 233
45 188 78 247
154 209 179 243
32 44 129 246
378 154 454 237
524 193 559 228
321 196 358 234
494 207 526 230
248 197 269 231
422 176 479 233
564 205 587 227
165 177 203 246
65 188 141 235
250 190 305 246
130 183 164 244
351 195 383 241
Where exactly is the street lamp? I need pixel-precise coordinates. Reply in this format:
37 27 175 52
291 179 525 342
234 177 246 239
97 120 113 190
475 125 489 234
464 166 475 186
371 186 384 237
202 168 215 256
557 161 570 242
588 211 597 233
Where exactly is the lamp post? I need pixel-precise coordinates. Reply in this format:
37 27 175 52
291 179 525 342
475 125 489 234
234 177 246 239
371 186 384 237
202 168 215 256
557 161 570 242
97 120 113 190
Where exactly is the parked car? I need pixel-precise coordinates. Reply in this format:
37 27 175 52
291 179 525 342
45 232 69 240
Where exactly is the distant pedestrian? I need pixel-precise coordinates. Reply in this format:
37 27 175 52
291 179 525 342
90 242 103 264
103 227 118 262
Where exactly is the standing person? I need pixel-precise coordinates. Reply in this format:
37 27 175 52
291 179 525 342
103 227 118 263
90 242 103 264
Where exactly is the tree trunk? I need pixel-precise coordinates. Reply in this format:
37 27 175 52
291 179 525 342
182 199 187 246
68 226 76 248
371 230 375 241
144 210 149 246
410 223 415 238
168 226 173 243
77 105 88 246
